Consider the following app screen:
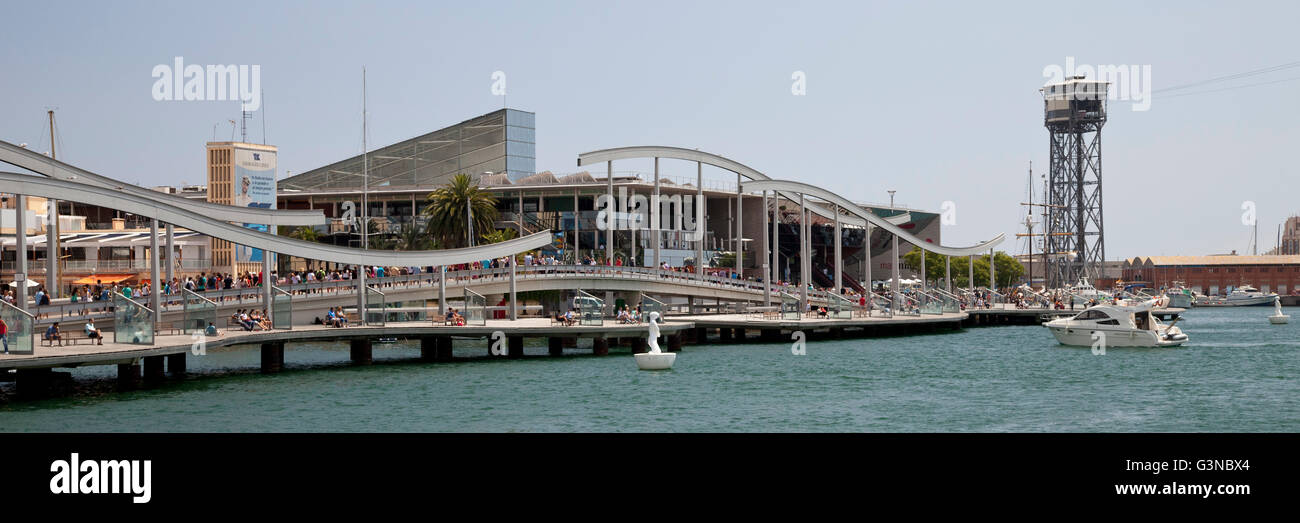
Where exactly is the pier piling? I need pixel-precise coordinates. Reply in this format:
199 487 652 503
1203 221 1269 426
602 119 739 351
593 337 609 355
143 355 165 382
508 336 524 358
548 337 564 356
117 362 141 390
349 339 372 365
167 353 186 377
261 342 285 373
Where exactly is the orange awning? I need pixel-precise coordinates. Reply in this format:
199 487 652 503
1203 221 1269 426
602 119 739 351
71 274 135 285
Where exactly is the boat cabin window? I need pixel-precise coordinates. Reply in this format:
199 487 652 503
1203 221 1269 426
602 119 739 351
1098 319 1120 325
1134 312 1151 331
1074 310 1110 321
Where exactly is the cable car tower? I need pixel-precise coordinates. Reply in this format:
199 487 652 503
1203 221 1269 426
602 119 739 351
1041 75 1107 287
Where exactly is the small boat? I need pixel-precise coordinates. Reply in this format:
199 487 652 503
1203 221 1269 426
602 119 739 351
1268 296 1289 324
1044 299 1188 347
1196 284 1278 307
1163 282 1196 309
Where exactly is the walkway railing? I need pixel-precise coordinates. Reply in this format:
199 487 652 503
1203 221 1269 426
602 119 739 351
824 292 855 319
463 288 486 326
641 294 667 322
182 289 216 334
28 263 866 324
1 300 36 355
870 291 894 318
366 286 387 326
576 290 604 326
780 292 802 320
272 286 292 330
112 292 154 345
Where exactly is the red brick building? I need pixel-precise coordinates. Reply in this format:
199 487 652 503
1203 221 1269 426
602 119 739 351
1122 255 1300 296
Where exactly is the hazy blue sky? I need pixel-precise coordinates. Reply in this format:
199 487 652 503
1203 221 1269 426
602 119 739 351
2 0 1297 259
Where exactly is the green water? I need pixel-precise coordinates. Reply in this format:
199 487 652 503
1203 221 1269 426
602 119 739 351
1 307 1296 432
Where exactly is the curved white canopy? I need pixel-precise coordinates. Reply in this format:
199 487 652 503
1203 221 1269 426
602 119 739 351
742 179 1005 257
0 172 552 266
0 139 325 226
577 145 872 227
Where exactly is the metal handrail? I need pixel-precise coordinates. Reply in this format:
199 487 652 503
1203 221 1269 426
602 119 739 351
183 288 217 307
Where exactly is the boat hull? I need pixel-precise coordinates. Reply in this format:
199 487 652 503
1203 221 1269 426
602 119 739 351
1046 325 1188 348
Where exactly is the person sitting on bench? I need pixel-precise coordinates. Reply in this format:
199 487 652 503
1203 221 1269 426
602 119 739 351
563 308 576 327
238 310 256 331
44 322 63 346
84 318 104 345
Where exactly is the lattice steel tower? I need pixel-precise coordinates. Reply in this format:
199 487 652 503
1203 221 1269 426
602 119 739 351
1041 75 1107 288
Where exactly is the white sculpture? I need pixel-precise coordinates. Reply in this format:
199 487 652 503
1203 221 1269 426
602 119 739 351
634 312 676 370
1269 296 1289 324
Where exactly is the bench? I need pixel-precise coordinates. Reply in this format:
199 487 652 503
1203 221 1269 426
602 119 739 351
154 321 183 336
42 331 96 346
549 313 576 327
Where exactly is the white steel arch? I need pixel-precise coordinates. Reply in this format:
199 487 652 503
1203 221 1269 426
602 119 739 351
0 172 551 266
742 179 1005 257
0 139 325 226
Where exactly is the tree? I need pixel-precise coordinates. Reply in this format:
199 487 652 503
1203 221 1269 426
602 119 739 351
904 248 1025 290
422 173 499 248
288 226 319 243
393 222 436 251
478 228 517 245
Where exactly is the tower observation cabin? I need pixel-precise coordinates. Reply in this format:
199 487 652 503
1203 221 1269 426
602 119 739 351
1041 75 1109 128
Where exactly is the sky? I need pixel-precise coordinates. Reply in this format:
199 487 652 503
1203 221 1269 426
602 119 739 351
2 0 1297 260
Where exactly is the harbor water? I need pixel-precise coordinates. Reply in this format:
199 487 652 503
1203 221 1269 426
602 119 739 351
1 306 1295 432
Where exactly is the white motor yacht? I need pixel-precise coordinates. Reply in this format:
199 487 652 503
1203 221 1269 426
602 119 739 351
1044 300 1189 347
1224 285 1278 306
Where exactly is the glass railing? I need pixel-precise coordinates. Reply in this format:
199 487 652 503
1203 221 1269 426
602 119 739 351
113 292 154 345
824 292 855 319
1 300 35 354
930 288 964 313
869 292 894 318
895 292 922 316
272 286 292 330
641 294 666 323
366 286 387 326
916 291 944 315
577 289 604 326
464 288 487 326
780 292 802 320
182 289 216 334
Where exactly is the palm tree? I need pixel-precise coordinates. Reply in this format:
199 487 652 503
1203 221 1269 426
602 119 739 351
478 228 517 245
394 222 436 251
422 173 499 248
288 226 319 243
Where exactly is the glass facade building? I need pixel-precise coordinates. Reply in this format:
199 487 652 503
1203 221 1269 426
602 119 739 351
279 108 535 192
